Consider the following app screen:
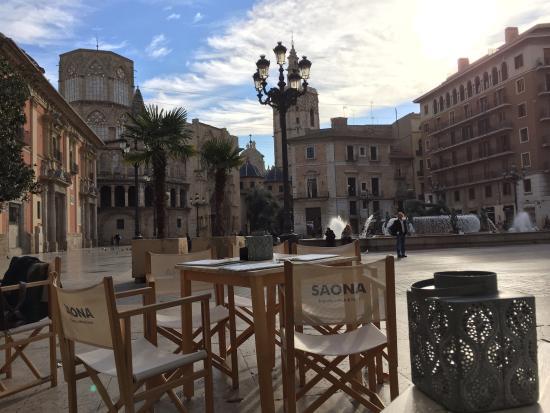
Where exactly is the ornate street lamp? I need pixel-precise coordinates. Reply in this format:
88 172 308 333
189 192 208 238
119 139 142 239
253 42 312 234
502 164 525 213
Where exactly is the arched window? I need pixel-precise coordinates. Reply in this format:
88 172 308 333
180 189 186 208
501 62 508 81
144 186 154 207
170 188 176 207
433 99 438 114
86 110 107 141
309 108 315 128
85 61 106 101
116 114 127 141
114 186 125 207
452 89 457 105
64 64 80 102
467 81 473 98
128 186 136 207
100 186 111 208
491 67 498 86
483 72 489 89
439 96 444 111
99 152 110 174
445 92 451 108
475 76 481 93
113 67 129 105
459 85 465 101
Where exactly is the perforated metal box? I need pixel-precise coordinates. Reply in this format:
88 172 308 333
407 272 538 412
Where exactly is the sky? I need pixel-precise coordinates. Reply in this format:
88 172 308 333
2 0 550 167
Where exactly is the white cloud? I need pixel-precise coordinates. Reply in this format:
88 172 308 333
0 0 86 45
146 34 172 58
143 0 550 136
193 12 203 23
167 13 181 20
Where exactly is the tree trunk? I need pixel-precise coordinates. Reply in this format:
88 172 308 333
153 151 167 238
213 169 226 236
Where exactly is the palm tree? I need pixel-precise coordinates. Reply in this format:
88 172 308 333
245 188 281 234
123 104 194 238
200 137 243 236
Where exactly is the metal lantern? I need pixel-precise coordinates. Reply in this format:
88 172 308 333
407 271 538 412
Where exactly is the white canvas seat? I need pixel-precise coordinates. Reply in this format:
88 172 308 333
294 239 361 262
77 337 207 382
293 323 387 357
156 305 229 329
53 276 214 413
6 317 50 335
280 257 399 413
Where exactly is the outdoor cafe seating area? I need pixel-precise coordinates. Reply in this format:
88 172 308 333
0 238 548 412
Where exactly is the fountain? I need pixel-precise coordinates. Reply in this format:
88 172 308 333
508 211 537 232
360 214 375 238
412 214 480 234
326 216 347 239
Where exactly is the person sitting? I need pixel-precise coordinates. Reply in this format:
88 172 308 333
325 227 336 247
341 224 353 245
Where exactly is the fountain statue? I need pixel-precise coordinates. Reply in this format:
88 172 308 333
327 216 347 239
508 211 537 232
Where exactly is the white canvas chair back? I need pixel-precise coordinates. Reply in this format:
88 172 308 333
54 280 113 349
295 240 360 260
149 249 213 296
291 259 387 326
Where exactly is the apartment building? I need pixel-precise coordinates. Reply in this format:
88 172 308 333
289 117 414 236
414 25 550 227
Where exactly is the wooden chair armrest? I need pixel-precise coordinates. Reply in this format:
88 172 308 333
115 287 153 299
0 279 50 292
117 292 211 319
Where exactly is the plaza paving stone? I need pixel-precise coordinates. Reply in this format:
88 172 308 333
0 244 548 412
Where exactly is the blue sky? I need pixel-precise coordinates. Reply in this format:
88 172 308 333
2 0 550 166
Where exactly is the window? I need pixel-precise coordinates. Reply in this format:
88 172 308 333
479 97 488 112
433 99 438 114
309 108 315 127
37 201 41 219
362 199 367 209
347 177 356 196
177 218 182 228
180 190 186 207
450 130 456 145
116 219 124 230
467 146 472 161
464 104 470 118
250 181 255 188
423 104 428 115
370 146 378 161
306 145 315 159
9 205 18 224
475 77 481 94
128 186 136 207
523 178 532 193
485 185 492 198
451 151 457 165
454 190 460 202
491 67 498 86
371 177 380 196
459 84 465 101
427 158 432 169
144 186 153 207
359 146 366 157
361 182 367 191
483 72 489 89
514 54 524 69
307 178 318 198
519 128 529 143
452 88 458 104
349 201 357 215
239 181 243 190
468 187 475 200
521 152 531 167
279 185 283 193
114 186 125 207
439 96 444 111
372 200 380 213
295 117 300 125
445 92 451 108
516 78 525 94
501 62 508 80
86 110 107 141
518 103 527 118
503 182 511 195
449 111 455 124
346 145 355 161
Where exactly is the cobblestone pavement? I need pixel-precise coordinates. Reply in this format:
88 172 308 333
0 244 548 412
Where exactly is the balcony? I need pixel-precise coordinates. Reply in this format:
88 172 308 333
431 150 514 174
536 57 550 69
543 135 550 148
40 160 72 186
53 150 62 162
79 178 97 196
538 83 550 96
295 190 329 200
540 108 550 121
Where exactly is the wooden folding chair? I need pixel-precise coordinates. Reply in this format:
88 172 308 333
273 240 289 255
146 249 239 389
53 275 214 413
294 239 361 262
0 256 61 399
280 257 399 413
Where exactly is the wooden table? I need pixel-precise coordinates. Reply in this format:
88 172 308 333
177 255 355 413
382 341 550 413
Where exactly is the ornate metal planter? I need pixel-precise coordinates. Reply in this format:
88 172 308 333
407 271 538 412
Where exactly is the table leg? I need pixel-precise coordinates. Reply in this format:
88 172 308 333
266 285 277 369
181 269 194 399
251 278 275 413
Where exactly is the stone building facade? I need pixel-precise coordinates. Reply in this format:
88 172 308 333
414 25 550 227
59 49 240 244
0 34 103 255
289 117 415 236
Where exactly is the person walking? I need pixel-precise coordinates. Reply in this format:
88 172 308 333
390 212 409 258
341 224 353 245
325 227 336 247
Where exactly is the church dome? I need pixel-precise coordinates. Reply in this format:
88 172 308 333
264 166 284 182
240 160 263 178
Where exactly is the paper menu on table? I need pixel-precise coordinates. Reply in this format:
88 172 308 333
181 258 240 267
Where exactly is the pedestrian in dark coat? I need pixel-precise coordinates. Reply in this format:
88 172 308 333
325 227 336 247
389 212 409 258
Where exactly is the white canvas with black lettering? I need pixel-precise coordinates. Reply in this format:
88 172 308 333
292 259 387 326
56 282 113 348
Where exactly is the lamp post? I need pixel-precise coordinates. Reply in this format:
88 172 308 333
119 139 143 239
502 164 525 214
253 42 312 235
189 192 208 238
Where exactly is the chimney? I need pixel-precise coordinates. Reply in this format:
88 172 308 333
505 27 519 44
330 117 348 129
457 58 470 72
